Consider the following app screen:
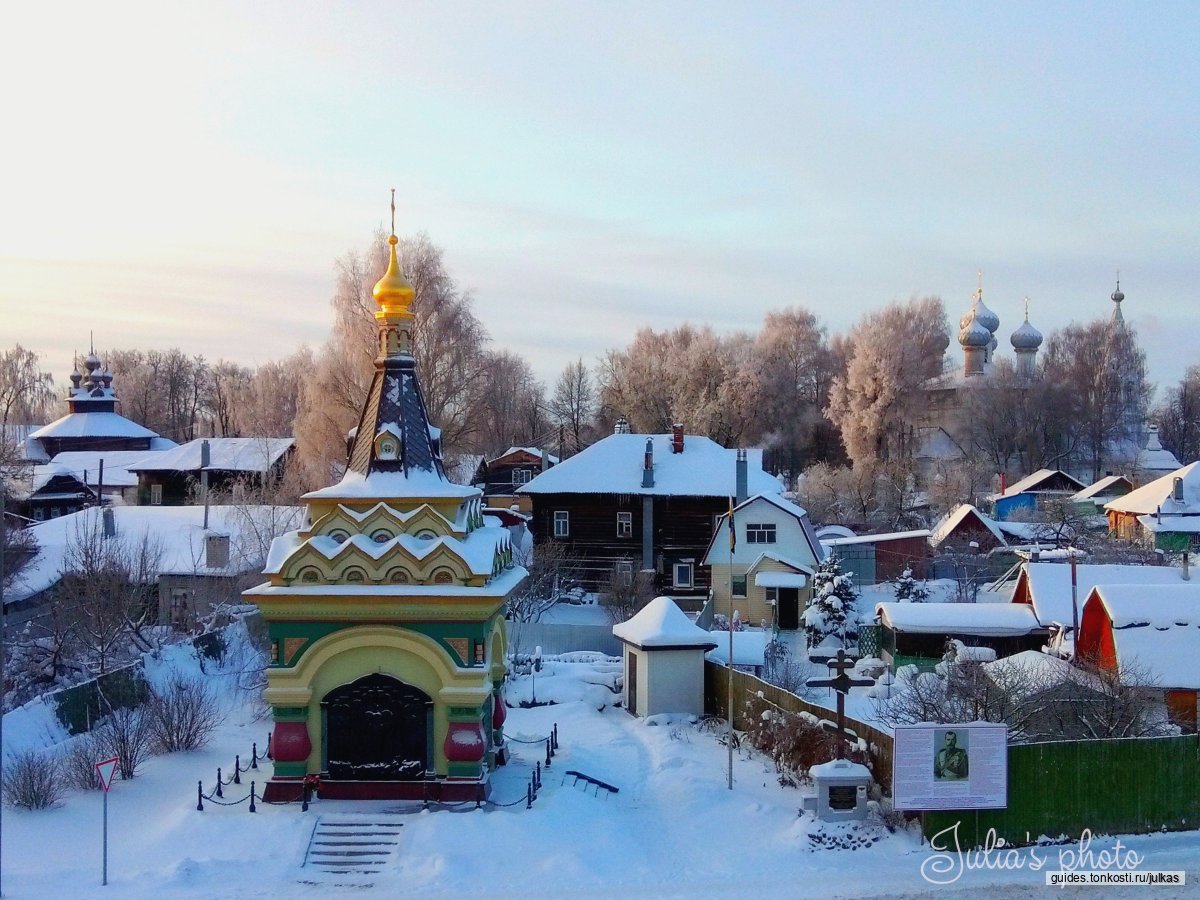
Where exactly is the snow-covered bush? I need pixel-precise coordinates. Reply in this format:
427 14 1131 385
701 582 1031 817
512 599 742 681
94 705 154 781
890 567 929 603
148 675 225 753
61 733 108 790
803 555 857 647
3 749 64 810
742 695 871 788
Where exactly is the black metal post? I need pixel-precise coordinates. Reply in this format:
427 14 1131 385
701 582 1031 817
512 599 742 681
301 783 310 813
266 732 273 761
234 756 241 784
475 785 482 810
251 742 258 770
216 768 223 798
535 761 542 790
196 781 204 811
545 738 552 768
249 782 256 813
552 723 559 750
526 782 532 810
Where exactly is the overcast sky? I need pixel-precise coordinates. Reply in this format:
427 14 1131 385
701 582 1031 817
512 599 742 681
2 1 1197 394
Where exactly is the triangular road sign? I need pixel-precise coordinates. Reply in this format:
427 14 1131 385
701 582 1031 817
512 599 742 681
96 757 119 792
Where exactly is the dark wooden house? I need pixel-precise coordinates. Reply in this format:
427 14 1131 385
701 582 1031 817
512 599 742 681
130 437 294 506
472 447 558 514
518 427 782 601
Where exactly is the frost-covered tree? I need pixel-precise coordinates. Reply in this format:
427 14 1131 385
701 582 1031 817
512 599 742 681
891 567 929 603
825 296 948 467
803 554 858 648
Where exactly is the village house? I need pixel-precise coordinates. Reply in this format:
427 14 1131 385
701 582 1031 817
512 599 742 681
471 446 558 514
990 468 1087 522
1010 560 1188 640
819 528 931 585
1070 474 1134 515
1105 462 1200 551
1077 584 1200 732
874 601 1042 672
928 503 1008 552
6 503 301 631
703 492 825 630
129 437 294 506
519 425 781 602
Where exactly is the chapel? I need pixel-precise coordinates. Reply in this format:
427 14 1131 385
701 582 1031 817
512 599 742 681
247 203 524 801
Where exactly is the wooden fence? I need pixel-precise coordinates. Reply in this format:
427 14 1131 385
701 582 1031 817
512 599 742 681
923 734 1200 846
704 660 895 794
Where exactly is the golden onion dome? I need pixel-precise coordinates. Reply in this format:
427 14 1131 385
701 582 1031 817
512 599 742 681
372 234 415 318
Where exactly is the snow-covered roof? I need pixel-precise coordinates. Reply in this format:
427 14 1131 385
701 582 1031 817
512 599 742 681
994 468 1086 499
612 596 718 649
747 551 815 576
8 504 304 603
47 450 158 488
128 438 293 473
1071 475 1132 502
1137 514 1200 534
1084 585 1200 689
704 630 769 666
929 504 1006 547
488 447 560 465
821 529 931 546
30 412 159 441
517 433 779 498
876 601 1039 636
1105 462 1200 516
1016 562 1188 629
814 525 856 541
305 468 480 501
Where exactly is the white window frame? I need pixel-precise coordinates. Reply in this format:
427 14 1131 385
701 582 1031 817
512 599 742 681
616 511 632 537
672 562 694 589
150 483 163 506
616 559 633 586
553 510 569 538
746 522 776 544
512 468 532 486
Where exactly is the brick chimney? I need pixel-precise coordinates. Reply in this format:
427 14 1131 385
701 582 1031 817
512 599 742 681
642 438 655 489
671 423 684 454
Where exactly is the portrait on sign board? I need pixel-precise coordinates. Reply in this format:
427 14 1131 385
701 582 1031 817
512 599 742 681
932 728 969 781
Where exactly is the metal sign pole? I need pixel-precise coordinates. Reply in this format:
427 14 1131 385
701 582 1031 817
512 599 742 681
102 788 108 887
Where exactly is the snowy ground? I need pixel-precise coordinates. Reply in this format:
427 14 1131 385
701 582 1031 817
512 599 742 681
5 650 1200 898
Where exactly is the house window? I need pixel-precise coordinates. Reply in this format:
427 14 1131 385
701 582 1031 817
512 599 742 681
747 523 776 544
617 559 634 587
617 512 632 537
170 589 192 627
731 575 747 597
433 569 454 585
673 562 694 589
150 484 163 506
205 534 230 568
513 468 532 486
553 510 569 538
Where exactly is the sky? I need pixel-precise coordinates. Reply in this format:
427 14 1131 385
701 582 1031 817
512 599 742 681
2 1 1197 393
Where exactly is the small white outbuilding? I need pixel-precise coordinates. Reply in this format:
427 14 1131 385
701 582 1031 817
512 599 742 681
612 596 718 718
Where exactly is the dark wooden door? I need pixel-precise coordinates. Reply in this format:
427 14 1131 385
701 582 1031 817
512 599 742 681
778 587 800 631
323 673 431 780
628 652 638 716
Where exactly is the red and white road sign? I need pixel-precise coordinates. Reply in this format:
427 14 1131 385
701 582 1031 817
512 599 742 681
95 757 119 792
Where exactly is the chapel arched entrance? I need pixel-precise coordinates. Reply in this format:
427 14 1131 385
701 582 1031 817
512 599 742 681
321 673 432 780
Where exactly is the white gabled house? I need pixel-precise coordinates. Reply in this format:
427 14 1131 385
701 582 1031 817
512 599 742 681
702 493 824 630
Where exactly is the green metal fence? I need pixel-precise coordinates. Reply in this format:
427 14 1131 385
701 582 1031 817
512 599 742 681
924 734 1200 846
